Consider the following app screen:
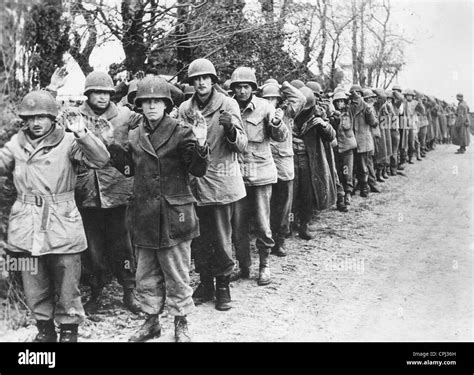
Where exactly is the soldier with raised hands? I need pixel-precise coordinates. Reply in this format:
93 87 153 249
0 90 109 342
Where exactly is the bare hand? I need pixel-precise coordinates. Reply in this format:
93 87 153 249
49 66 68 90
192 111 207 146
64 111 86 137
273 108 284 124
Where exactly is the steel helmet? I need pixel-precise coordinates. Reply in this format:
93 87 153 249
362 88 376 99
127 79 139 105
332 91 348 102
18 90 58 119
385 89 393 99
134 76 173 109
373 88 386 99
393 90 404 102
261 84 281 98
350 84 363 94
290 79 305 89
306 81 322 95
187 58 218 84
84 71 115 96
299 86 315 109
392 84 402 92
230 67 258 90
262 78 279 86
403 88 415 96
456 93 463 99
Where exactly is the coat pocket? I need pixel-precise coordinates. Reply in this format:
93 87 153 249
245 117 265 143
8 201 33 251
164 195 198 240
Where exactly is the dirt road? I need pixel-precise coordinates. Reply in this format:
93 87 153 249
1 143 472 342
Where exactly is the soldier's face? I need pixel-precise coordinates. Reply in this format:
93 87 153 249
405 95 413 102
26 115 53 138
334 99 346 110
88 91 111 110
142 99 166 122
234 83 253 102
193 75 213 97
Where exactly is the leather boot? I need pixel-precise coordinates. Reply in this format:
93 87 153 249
174 316 191 342
230 266 250 281
397 164 405 171
360 182 369 197
84 286 103 315
59 324 78 343
271 237 287 257
129 314 161 342
192 272 215 305
376 168 384 182
344 192 351 206
408 155 414 164
257 250 272 286
215 275 231 311
298 222 313 240
382 167 389 179
123 287 142 314
336 194 348 212
34 320 57 342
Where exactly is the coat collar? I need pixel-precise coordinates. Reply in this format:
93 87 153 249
80 101 119 121
182 88 225 119
138 114 178 158
18 124 65 158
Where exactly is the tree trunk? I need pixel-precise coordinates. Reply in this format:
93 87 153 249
121 0 147 73
259 0 274 22
316 0 328 76
351 0 358 83
175 0 191 82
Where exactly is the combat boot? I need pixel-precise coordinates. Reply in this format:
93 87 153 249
174 316 191 342
84 286 103 315
344 192 351 206
298 222 313 240
257 251 272 286
123 287 142 314
59 324 78 343
215 275 231 311
382 167 389 179
360 182 369 197
230 266 250 281
376 168 384 182
34 320 57 343
129 314 161 342
336 194 348 212
271 237 287 257
192 271 215 305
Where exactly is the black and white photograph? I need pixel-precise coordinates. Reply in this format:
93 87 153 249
0 0 472 370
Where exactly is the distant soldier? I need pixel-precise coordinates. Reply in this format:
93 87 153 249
0 91 109 342
261 80 306 256
231 66 288 286
452 93 471 154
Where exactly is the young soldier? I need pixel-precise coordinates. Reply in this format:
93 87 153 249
127 76 209 342
179 58 247 311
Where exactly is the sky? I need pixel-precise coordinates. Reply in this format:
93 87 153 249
59 0 473 108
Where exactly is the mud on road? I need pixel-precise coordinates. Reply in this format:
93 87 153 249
1 143 472 342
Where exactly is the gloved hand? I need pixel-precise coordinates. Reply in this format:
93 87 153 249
272 108 284 125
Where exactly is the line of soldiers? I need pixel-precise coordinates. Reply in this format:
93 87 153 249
0 57 470 343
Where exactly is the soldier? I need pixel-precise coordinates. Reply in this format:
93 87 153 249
178 58 247 311
349 85 378 197
62 71 139 315
452 93 471 154
127 76 209 342
292 87 337 239
0 90 109 342
385 90 401 176
261 80 306 256
392 85 408 168
329 91 357 207
231 66 288 286
404 89 424 164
